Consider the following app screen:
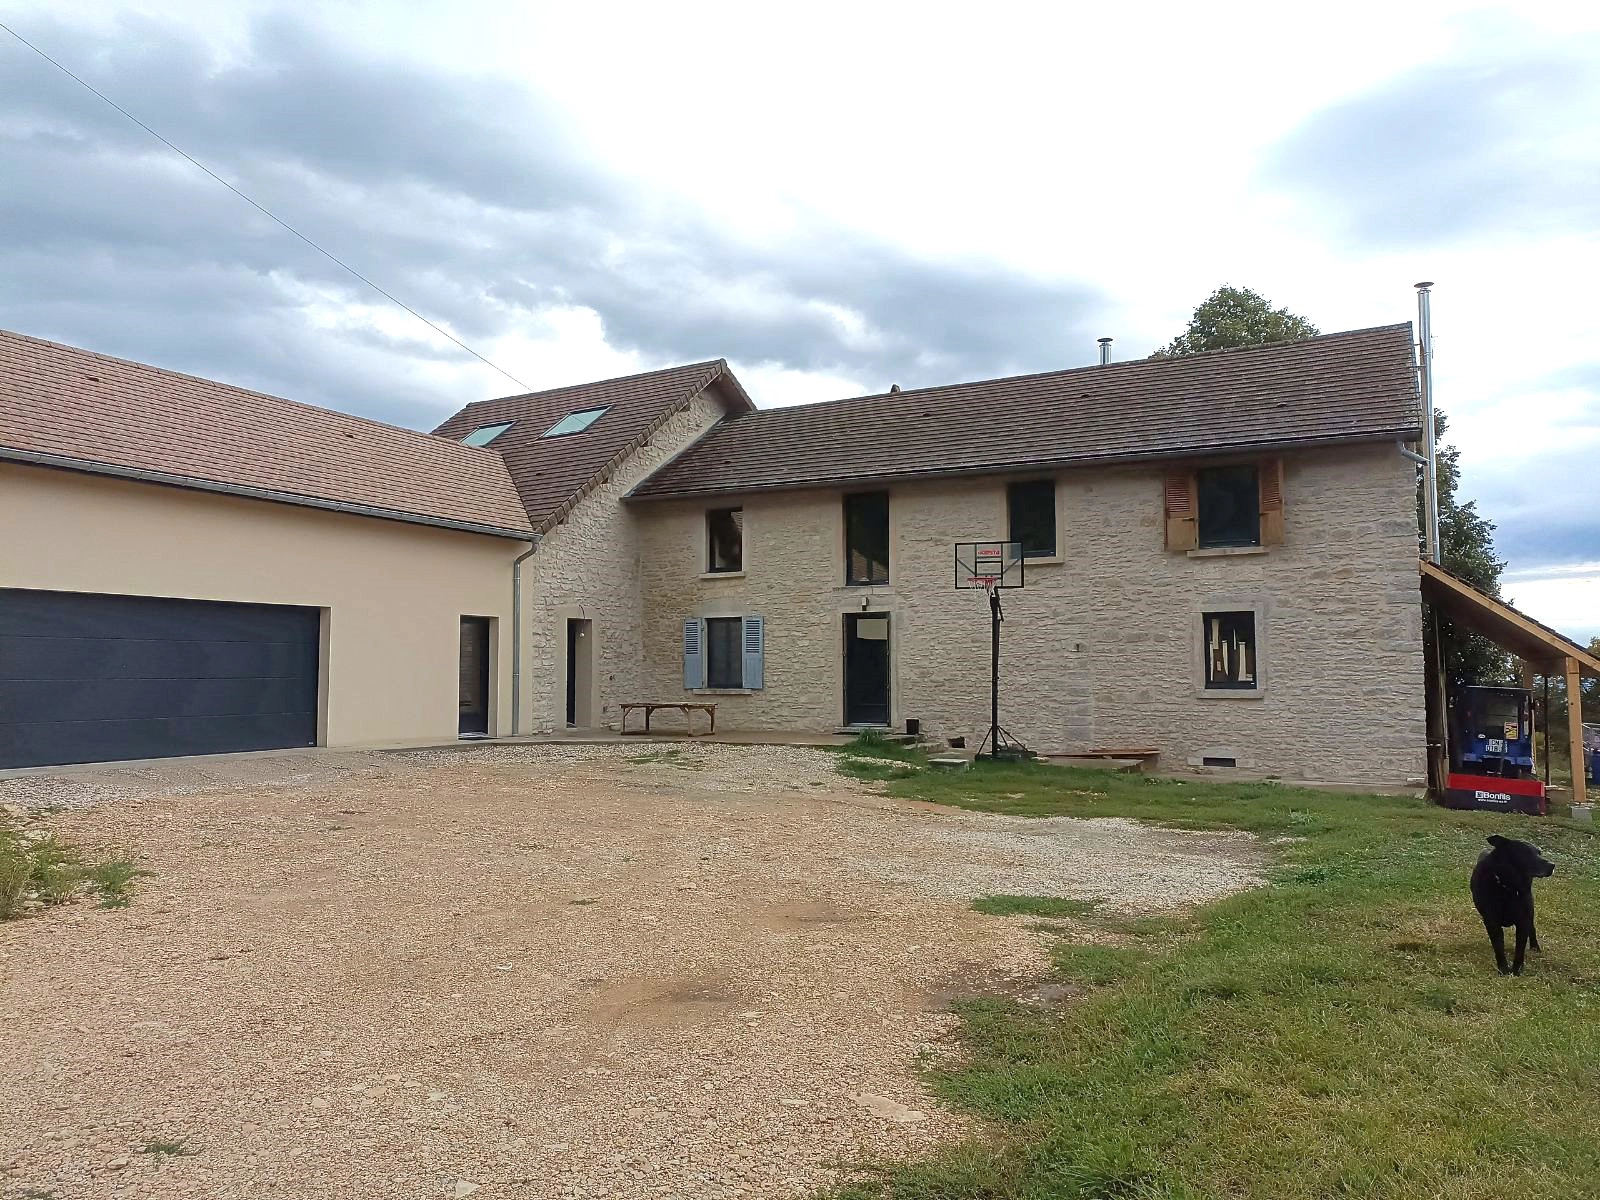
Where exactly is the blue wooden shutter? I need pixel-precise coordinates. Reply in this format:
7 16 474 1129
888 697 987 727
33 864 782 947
683 618 704 689
742 615 765 690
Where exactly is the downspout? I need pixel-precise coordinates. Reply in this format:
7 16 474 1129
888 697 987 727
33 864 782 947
510 535 541 736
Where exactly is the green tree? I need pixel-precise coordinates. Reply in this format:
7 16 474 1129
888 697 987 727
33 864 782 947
1425 410 1511 687
1153 285 1320 357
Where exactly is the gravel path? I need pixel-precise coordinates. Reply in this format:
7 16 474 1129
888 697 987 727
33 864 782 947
0 744 1266 1199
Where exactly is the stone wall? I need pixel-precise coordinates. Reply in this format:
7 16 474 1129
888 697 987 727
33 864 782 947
634 443 1427 784
519 387 731 733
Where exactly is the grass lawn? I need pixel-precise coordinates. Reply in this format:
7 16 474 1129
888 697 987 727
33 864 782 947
827 744 1600 1200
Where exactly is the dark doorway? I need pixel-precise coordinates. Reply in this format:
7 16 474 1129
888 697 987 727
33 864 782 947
566 618 593 727
0 588 319 769
458 617 490 737
844 613 891 726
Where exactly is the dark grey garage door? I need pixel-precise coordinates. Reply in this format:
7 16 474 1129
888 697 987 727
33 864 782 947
0 589 320 769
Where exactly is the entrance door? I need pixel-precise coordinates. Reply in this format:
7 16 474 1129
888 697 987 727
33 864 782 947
458 617 490 737
844 613 891 726
565 618 593 727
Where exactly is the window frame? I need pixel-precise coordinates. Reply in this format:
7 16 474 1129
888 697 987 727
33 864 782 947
1196 463 1262 549
843 491 891 587
540 406 610 439
461 422 513 447
706 507 744 574
704 616 744 689
1007 478 1058 560
1200 608 1262 694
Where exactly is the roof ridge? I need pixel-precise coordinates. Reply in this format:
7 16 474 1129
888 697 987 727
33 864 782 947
456 358 729 412
0 327 505 462
732 323 1414 417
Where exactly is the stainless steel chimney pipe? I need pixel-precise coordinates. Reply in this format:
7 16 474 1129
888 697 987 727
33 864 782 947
1416 282 1441 565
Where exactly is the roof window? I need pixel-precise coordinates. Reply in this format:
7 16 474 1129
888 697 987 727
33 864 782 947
541 407 609 438
461 422 512 446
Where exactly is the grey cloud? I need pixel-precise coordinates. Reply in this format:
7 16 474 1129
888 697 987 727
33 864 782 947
1263 51 1600 246
0 13 1102 427
1461 425 1600 575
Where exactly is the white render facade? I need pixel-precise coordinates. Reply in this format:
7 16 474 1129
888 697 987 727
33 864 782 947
621 442 1427 785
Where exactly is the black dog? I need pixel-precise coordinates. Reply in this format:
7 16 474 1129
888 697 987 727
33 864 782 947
1471 834 1554 976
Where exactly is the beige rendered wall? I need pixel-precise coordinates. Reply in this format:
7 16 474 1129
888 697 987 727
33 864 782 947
1 463 521 748
518 387 731 733
635 443 1427 784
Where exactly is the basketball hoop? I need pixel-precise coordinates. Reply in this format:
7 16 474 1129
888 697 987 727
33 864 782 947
953 542 1031 762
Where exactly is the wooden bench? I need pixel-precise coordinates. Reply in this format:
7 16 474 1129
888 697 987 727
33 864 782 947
619 702 717 736
1049 747 1161 773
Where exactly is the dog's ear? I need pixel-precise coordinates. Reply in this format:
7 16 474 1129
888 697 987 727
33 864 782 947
1487 834 1508 848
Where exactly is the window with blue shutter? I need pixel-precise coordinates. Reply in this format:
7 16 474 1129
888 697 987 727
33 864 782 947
682 618 704 689
705 618 743 688
742 615 764 690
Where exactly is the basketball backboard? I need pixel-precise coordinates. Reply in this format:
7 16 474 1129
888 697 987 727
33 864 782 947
954 541 1025 590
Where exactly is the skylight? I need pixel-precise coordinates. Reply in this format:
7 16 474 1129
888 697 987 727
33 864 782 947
461 422 512 446
541 407 609 438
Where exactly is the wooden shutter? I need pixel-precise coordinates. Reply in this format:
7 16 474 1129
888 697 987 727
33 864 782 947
1163 470 1198 551
1258 457 1285 546
742 615 765 690
682 618 704 690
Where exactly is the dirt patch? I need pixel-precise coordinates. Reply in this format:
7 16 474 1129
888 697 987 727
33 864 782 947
0 744 1265 1199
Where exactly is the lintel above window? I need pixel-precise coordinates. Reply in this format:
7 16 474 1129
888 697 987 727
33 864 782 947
541 406 610 438
461 422 512 446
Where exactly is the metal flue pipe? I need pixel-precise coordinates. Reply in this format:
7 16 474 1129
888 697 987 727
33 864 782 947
1097 337 1112 365
1416 282 1442 565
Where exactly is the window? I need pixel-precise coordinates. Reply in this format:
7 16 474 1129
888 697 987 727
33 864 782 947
1007 479 1056 559
461 422 512 446
1196 464 1261 548
705 617 743 688
541 406 609 438
707 507 743 573
844 492 889 585
1203 611 1257 690
683 616 765 690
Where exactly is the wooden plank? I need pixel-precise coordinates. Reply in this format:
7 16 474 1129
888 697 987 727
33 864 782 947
1569 657 1588 808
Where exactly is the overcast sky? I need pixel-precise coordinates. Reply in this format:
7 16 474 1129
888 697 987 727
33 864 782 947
2 1 1596 639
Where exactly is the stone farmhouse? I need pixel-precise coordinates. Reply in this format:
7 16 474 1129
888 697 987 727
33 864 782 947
2 324 1432 783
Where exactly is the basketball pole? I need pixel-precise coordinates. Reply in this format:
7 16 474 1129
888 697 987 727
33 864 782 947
956 541 1030 762
976 579 1029 761
989 584 1001 756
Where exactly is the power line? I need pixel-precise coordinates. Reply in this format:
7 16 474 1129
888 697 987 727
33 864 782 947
0 19 533 393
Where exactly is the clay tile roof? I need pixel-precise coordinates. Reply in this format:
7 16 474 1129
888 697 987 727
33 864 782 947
432 359 753 533
630 324 1421 501
0 329 535 537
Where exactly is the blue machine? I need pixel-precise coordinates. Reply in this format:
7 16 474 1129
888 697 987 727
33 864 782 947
1452 686 1535 776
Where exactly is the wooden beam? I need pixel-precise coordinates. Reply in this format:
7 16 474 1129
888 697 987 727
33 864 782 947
1419 560 1600 678
1570 657 1588 809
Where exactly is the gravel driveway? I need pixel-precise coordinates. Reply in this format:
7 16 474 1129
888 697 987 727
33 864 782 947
0 744 1265 1200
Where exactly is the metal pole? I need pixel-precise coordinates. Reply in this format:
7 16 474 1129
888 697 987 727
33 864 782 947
1097 337 1112 366
1416 282 1441 564
990 588 1001 753
1544 674 1552 788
